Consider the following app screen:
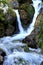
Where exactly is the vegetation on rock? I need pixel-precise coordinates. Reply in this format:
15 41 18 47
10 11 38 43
19 4 35 29
37 12 43 51
0 48 6 65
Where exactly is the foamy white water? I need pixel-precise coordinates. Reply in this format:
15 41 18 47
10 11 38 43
13 10 24 33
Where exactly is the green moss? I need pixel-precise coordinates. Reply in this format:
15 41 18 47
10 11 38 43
37 13 43 50
0 9 5 21
0 0 8 7
8 8 16 17
20 4 35 19
24 46 29 52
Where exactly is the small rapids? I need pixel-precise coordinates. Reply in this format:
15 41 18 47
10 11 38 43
0 0 43 65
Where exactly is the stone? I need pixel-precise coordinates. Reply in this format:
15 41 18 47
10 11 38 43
40 61 43 65
19 4 35 29
0 49 6 65
0 8 19 37
19 10 30 29
22 30 38 48
0 55 3 64
9 0 19 9
22 10 43 49
0 23 5 37
5 25 14 36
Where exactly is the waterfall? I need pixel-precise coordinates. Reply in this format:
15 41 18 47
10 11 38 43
0 0 43 65
11 0 42 40
0 0 42 42
13 10 24 33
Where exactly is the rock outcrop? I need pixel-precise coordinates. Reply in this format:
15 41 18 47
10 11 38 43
19 4 35 29
22 10 43 48
0 8 19 37
0 49 6 65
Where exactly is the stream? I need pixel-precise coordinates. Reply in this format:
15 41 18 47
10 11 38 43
0 0 43 65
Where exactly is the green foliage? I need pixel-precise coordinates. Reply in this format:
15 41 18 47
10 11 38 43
8 8 16 17
0 0 8 6
37 14 43 50
0 0 16 21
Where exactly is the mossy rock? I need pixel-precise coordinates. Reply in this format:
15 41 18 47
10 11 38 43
20 4 35 17
7 8 16 17
0 9 5 21
40 61 43 65
19 4 35 29
37 11 43 50
5 8 16 24
0 23 5 37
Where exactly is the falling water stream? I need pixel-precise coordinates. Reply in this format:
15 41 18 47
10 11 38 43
0 0 43 65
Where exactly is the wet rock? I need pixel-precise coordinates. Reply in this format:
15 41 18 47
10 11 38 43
22 29 38 48
0 8 19 37
18 0 32 5
0 49 6 65
36 10 43 50
40 61 43 65
0 55 3 65
35 11 42 27
5 25 14 36
5 9 19 35
9 0 19 9
19 10 30 29
22 10 43 48
19 4 35 29
0 23 5 37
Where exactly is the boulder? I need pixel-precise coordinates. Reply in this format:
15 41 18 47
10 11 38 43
5 8 19 35
19 4 35 29
0 8 19 37
0 49 6 65
22 28 38 48
22 10 43 48
19 10 30 29
8 0 19 9
40 61 43 65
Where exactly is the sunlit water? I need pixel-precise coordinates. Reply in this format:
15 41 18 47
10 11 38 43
0 0 43 65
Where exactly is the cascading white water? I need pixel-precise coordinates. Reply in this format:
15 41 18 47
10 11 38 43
0 0 43 65
13 10 24 33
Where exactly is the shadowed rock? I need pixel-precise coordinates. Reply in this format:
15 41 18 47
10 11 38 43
0 49 6 65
